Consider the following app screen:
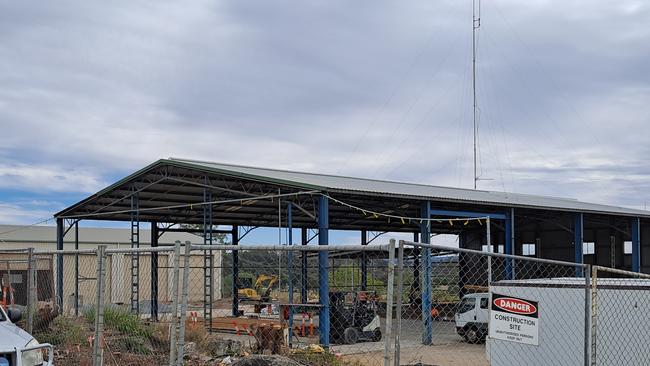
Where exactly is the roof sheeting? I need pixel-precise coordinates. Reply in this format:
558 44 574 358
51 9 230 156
169 158 650 218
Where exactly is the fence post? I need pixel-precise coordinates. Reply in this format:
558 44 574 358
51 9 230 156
176 242 192 366
393 240 405 366
590 266 598 366
584 265 591 366
168 241 182 366
486 217 492 285
26 248 36 334
383 239 396 366
92 246 107 366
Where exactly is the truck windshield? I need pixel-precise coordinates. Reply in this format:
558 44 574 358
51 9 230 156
457 297 475 314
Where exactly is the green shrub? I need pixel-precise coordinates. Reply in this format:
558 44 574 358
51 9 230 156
115 335 150 355
82 306 153 338
105 308 153 338
35 316 85 346
83 307 95 323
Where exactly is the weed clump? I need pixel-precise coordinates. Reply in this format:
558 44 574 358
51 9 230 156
34 316 87 346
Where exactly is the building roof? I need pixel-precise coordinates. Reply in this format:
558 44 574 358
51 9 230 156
167 158 649 218
0 225 200 246
54 158 650 233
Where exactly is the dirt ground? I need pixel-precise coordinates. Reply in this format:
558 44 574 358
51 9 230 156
36 305 486 366
342 343 488 366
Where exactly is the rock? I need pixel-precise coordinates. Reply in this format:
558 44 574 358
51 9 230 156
200 354 212 362
184 341 197 356
232 355 303 366
203 337 243 357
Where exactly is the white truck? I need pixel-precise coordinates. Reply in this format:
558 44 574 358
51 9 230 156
0 307 53 366
454 292 489 343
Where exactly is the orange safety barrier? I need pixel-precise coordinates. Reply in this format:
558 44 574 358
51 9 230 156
243 324 253 336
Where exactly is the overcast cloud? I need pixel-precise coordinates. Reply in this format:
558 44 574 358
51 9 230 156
1 0 650 224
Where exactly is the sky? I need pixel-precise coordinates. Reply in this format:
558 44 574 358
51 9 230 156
1 1 650 240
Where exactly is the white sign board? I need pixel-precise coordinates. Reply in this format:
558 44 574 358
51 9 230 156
489 293 539 346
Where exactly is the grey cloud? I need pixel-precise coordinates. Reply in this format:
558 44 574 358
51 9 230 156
0 0 649 222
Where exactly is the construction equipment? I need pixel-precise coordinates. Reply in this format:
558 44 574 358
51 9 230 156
238 274 279 312
329 291 382 345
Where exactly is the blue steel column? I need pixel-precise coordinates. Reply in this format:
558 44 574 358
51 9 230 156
232 225 239 316
318 195 330 347
505 208 514 280
56 218 64 311
421 202 432 345
361 230 368 291
632 217 641 272
287 203 294 346
301 228 308 303
574 213 584 277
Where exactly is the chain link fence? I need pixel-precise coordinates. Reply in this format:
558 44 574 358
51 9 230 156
589 266 650 366
2 240 649 365
394 241 590 366
393 242 650 366
184 242 394 366
7 242 394 365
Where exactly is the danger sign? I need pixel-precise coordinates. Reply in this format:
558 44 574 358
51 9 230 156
489 293 539 346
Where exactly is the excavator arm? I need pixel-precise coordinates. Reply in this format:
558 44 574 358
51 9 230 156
254 275 278 301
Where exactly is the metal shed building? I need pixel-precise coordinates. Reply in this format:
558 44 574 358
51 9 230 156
53 158 650 345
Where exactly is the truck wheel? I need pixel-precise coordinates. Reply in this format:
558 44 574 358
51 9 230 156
344 327 359 344
371 328 382 342
464 327 480 344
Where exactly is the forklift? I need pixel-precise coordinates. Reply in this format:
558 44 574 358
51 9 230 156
329 291 382 344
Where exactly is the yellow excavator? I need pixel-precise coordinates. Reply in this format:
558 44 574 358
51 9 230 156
238 274 279 304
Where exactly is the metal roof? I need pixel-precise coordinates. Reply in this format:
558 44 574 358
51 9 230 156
168 158 650 218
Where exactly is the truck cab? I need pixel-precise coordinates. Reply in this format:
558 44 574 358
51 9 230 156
455 293 489 343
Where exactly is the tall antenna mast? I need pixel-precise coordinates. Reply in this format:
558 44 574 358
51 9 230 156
472 0 481 189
